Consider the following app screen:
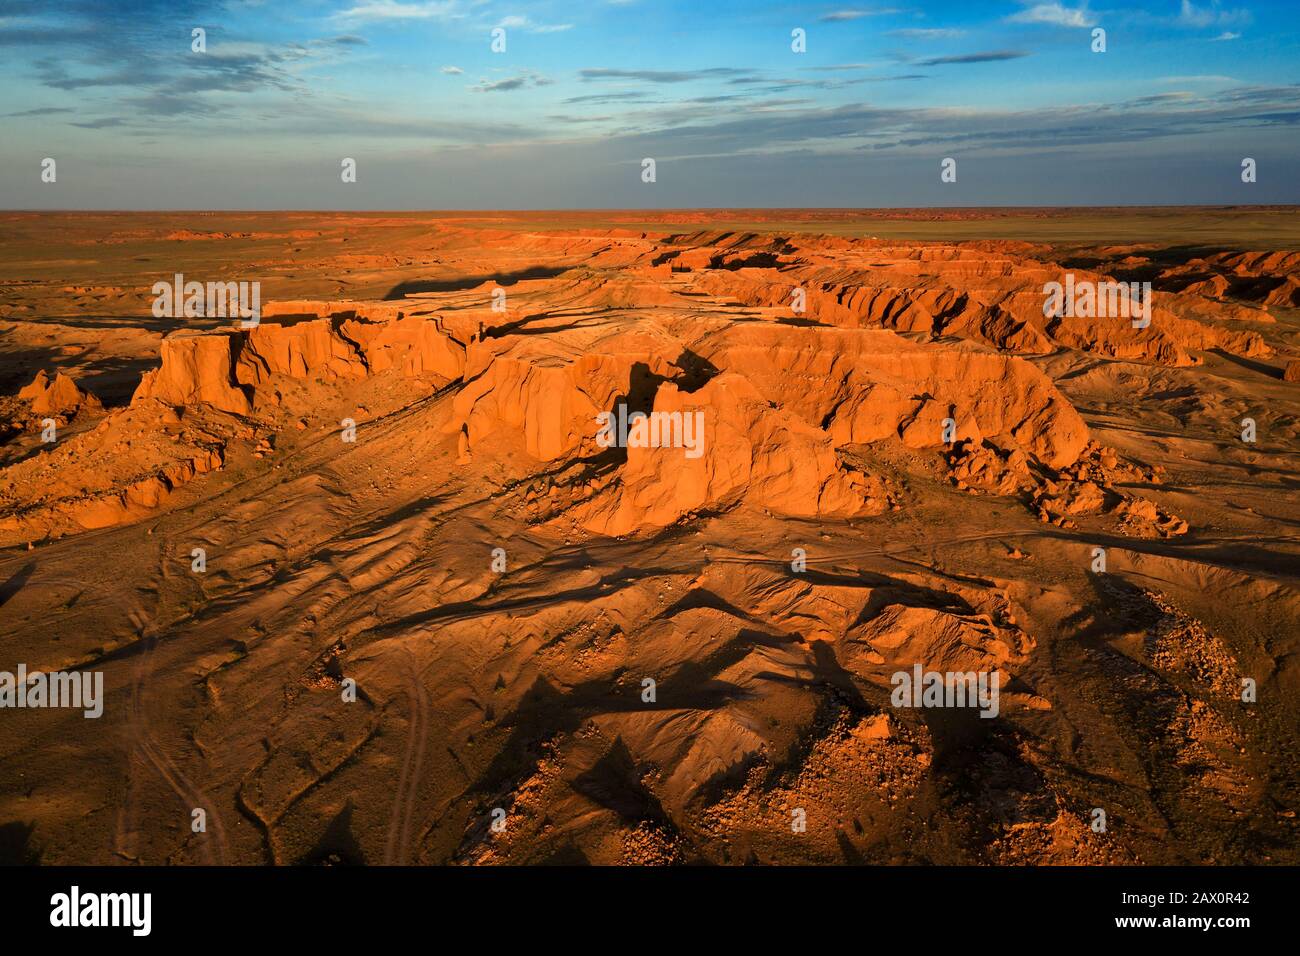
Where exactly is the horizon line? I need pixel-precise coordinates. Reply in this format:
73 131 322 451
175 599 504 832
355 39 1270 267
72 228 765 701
4 204 1298 214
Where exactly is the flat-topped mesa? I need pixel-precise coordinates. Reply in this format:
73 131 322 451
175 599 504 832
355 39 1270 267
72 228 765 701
131 303 467 413
132 330 252 415
694 325 1090 469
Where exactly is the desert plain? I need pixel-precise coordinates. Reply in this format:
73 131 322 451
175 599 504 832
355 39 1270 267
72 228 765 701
0 207 1296 866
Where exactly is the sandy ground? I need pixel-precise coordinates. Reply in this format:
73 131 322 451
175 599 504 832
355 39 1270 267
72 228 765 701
0 209 1296 866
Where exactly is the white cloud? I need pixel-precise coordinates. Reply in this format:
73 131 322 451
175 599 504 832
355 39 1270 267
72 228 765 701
334 1 461 23
497 15 573 33
440 65 463 74
1007 3 1097 28
1178 1 1251 28
1210 31 1242 41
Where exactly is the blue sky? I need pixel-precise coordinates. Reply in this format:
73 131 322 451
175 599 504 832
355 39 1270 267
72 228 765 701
1 0 1297 207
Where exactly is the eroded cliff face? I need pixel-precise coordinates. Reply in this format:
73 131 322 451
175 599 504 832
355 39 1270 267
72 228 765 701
133 304 467 415
4 225 1284 557
113 300 1090 541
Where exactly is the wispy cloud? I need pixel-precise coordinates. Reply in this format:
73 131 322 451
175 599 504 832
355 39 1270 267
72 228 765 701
725 74 891 92
916 50 1030 66
819 8 902 22
580 67 754 83
5 106 75 117
570 83 1300 161
1158 74 1238 83
563 91 653 104
546 113 615 123
886 28 964 39
1007 3 1097 28
498 15 573 33
800 62 879 71
333 1 461 24
1178 1 1251 28
11 11 365 130
469 70 552 93
69 116 128 128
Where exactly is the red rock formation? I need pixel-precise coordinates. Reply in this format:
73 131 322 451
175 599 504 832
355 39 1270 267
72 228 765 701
695 325 1090 468
576 372 879 535
18 370 102 417
132 331 251 415
449 329 681 462
235 319 369 386
133 306 466 414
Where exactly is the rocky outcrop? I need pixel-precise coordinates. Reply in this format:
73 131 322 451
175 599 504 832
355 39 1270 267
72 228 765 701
235 319 369 387
448 329 682 462
575 372 880 535
689 245 1270 365
447 319 1091 532
18 370 102 417
340 315 465 380
695 325 1090 468
132 331 252 415
0 397 227 545
132 306 467 413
